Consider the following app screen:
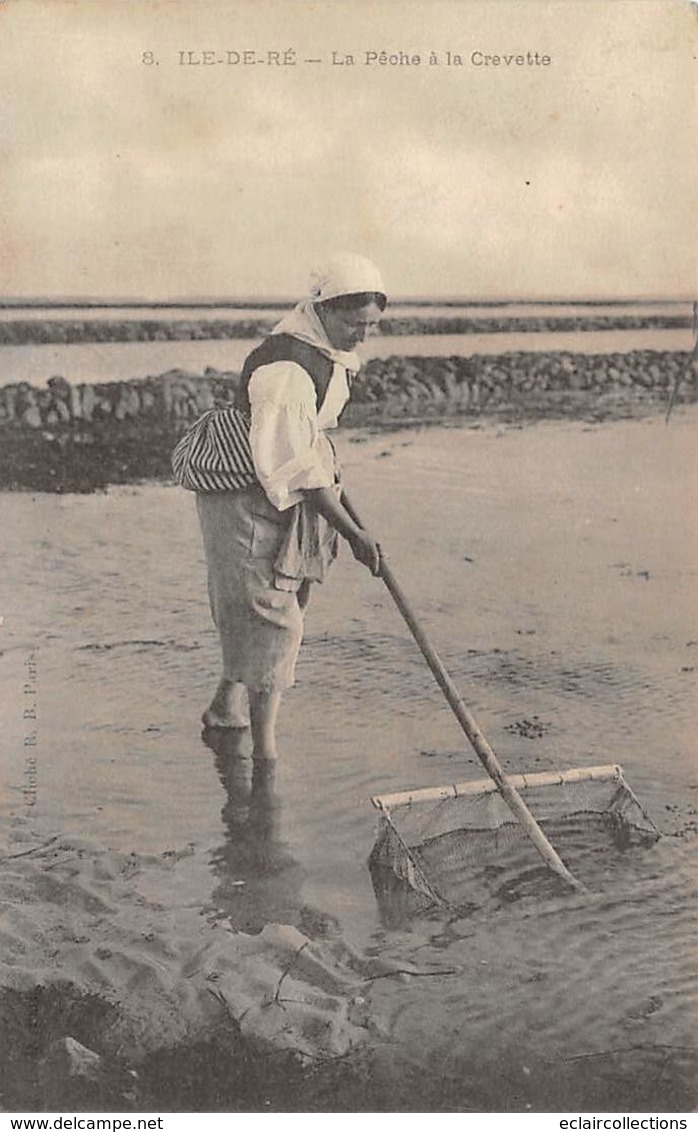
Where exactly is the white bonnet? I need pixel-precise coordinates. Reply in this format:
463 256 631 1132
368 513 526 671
309 253 386 303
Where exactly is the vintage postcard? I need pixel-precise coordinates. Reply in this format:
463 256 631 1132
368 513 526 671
0 0 696 1120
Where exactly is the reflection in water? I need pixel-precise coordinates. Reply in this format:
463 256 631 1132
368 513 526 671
202 728 306 934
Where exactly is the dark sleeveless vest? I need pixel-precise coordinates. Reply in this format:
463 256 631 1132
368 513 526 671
171 334 345 495
234 334 336 416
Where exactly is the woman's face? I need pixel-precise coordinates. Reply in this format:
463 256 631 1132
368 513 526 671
317 300 383 352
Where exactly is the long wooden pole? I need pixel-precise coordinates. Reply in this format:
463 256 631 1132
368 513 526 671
343 494 585 894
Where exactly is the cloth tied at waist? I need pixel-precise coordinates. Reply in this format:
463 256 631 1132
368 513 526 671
273 488 341 591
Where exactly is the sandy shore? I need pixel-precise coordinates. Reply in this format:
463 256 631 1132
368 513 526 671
2 818 695 1112
2 405 697 1112
1 823 444 1110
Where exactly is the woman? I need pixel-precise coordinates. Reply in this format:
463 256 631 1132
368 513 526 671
196 253 386 761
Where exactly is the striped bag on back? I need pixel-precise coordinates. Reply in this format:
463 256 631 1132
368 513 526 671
171 404 258 492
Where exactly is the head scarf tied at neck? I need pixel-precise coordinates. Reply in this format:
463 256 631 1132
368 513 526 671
271 253 386 372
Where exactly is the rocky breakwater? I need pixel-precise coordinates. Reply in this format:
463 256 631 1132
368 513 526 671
0 350 694 491
0 368 235 492
343 348 695 424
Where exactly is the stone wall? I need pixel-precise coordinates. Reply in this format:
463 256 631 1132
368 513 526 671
344 349 694 420
0 350 694 491
0 370 227 430
0 350 693 432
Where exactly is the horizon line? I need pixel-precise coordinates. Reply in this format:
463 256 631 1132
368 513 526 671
0 294 694 309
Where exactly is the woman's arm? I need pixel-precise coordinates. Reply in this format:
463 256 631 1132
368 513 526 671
304 486 382 575
248 362 335 511
248 362 382 574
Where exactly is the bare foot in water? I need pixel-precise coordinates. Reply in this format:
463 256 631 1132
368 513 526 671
248 688 281 762
202 679 250 730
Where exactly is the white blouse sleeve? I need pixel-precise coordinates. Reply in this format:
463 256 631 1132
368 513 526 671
247 360 338 511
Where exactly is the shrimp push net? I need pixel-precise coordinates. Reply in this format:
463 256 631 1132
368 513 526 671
369 765 660 913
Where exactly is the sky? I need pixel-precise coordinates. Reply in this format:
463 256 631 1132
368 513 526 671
0 0 696 301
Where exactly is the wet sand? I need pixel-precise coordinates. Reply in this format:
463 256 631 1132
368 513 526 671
1 406 696 1111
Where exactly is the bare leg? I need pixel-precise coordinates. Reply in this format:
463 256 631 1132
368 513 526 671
247 689 283 762
202 678 250 730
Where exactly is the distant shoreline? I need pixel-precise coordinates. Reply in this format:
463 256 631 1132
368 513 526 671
0 312 691 347
0 297 692 310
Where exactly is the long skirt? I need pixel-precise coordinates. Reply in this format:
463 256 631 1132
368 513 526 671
196 487 323 693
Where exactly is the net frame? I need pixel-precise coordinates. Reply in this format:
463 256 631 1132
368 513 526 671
369 764 659 908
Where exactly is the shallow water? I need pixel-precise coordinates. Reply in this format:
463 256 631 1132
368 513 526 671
2 407 695 937
0 326 691 385
1 409 697 1106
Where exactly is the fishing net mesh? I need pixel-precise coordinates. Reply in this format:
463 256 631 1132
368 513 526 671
369 766 659 911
